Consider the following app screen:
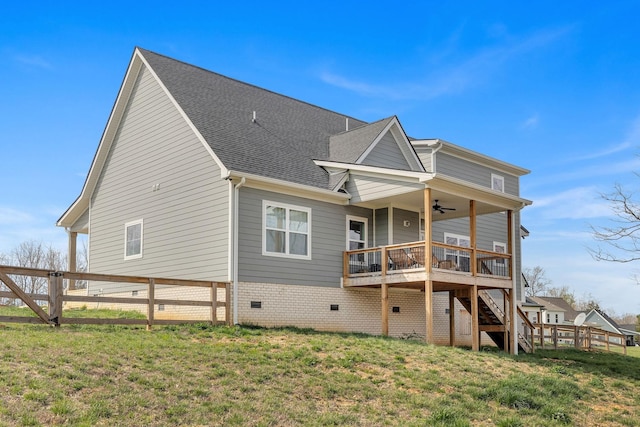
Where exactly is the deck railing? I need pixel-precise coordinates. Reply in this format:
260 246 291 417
344 241 511 280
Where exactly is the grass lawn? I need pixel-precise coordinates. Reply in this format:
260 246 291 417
1 309 639 426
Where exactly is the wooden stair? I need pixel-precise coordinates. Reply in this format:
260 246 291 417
456 290 533 353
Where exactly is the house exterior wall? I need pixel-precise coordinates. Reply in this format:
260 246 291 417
237 186 372 287
392 208 420 244
361 132 411 170
87 65 229 295
435 152 520 195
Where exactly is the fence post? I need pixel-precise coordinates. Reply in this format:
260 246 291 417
225 282 231 325
147 278 155 331
210 282 217 325
553 326 558 350
48 272 63 327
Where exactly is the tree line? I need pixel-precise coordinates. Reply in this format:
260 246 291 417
523 265 638 327
0 240 87 305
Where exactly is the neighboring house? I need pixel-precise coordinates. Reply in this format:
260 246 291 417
585 309 638 346
57 48 532 353
528 296 567 325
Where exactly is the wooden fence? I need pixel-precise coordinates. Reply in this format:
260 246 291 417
533 323 627 355
0 265 230 329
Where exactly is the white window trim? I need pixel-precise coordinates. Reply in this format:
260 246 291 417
491 173 505 193
124 219 143 260
262 200 312 260
346 215 368 251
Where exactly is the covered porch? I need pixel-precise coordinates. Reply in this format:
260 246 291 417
343 176 531 354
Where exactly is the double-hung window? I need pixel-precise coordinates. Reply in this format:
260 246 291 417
124 219 143 260
263 201 311 259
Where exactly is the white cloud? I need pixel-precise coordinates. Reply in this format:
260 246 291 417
520 113 539 130
529 186 612 219
0 207 34 225
14 54 52 69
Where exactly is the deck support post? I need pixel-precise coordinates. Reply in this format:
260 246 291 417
381 283 389 336
503 290 509 352
425 280 433 344
449 290 455 346
471 284 479 351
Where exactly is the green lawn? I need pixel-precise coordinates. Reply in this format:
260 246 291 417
1 310 639 426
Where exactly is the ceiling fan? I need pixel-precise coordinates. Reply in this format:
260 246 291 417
432 200 456 214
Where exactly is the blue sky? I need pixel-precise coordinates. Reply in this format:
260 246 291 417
2 1 640 315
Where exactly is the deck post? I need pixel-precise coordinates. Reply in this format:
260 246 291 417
381 283 389 336
68 231 77 290
147 278 155 331
471 284 479 351
424 187 432 272
449 291 455 346
470 200 477 276
507 210 514 279
503 290 509 352
425 280 433 344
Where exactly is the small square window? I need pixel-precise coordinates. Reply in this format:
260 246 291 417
491 174 505 193
132 290 138 296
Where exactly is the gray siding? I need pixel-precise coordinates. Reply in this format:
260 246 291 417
435 153 519 195
361 132 410 170
392 208 420 244
88 65 229 294
414 146 433 172
374 208 388 246
237 187 371 287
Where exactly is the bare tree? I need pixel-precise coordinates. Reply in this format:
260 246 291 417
523 266 552 297
590 183 640 263
0 240 66 305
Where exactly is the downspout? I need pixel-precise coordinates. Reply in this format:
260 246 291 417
232 177 246 325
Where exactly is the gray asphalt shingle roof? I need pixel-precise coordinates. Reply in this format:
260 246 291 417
329 117 395 163
139 48 370 189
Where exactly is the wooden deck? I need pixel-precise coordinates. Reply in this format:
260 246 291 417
344 241 513 290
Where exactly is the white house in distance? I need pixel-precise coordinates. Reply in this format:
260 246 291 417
57 48 533 354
